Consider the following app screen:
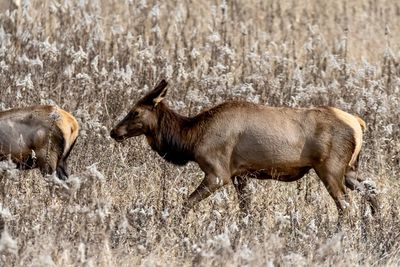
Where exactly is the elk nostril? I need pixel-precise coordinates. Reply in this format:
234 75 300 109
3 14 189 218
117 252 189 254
110 129 116 138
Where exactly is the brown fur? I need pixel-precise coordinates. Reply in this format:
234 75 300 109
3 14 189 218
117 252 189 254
111 80 378 217
0 105 79 180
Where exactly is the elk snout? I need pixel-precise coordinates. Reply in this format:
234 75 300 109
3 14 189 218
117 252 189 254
110 128 125 142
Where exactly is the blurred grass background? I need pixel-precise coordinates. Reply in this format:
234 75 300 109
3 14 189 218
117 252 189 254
0 0 399 266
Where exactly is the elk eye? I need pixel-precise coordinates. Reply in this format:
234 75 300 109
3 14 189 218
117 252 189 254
129 111 139 119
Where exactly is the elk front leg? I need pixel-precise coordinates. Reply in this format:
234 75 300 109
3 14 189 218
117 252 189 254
182 173 228 215
232 176 251 216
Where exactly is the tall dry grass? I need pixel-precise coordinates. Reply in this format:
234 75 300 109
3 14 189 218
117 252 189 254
0 0 399 266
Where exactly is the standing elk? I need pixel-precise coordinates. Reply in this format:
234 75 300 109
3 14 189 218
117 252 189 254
0 105 79 180
110 80 378 218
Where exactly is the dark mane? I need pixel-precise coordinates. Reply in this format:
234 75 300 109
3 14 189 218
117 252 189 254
148 102 203 165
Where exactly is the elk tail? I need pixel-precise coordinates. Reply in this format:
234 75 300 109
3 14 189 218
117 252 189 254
355 116 366 132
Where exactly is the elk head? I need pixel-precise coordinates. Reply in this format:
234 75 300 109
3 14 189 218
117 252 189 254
110 80 168 142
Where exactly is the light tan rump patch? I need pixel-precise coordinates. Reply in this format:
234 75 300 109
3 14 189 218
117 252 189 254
54 107 80 157
330 107 364 167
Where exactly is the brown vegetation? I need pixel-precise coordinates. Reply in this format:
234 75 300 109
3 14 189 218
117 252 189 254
0 0 399 266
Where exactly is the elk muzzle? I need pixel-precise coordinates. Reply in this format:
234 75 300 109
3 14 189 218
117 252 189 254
110 128 125 142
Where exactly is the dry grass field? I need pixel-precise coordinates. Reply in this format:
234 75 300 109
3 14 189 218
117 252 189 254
0 0 399 266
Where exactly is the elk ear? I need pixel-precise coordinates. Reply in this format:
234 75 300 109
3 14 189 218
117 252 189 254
140 79 169 106
152 80 168 106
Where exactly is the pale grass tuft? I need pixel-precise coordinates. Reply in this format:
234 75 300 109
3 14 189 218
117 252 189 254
86 163 105 181
0 160 16 171
0 204 11 219
34 254 56 267
316 233 344 259
44 173 69 190
0 230 17 255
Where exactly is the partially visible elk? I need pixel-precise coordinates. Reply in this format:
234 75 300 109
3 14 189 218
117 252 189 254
0 105 79 180
110 80 378 218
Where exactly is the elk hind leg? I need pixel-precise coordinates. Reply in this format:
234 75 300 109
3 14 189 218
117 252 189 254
314 163 349 220
37 151 59 178
345 167 379 215
56 138 78 180
56 159 68 181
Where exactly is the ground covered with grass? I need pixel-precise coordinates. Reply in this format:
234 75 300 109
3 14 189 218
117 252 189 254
0 0 399 266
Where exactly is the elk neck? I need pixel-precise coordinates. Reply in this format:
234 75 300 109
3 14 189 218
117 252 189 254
146 102 202 166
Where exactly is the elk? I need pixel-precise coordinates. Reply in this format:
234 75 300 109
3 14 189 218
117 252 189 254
0 105 79 180
110 80 378 217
